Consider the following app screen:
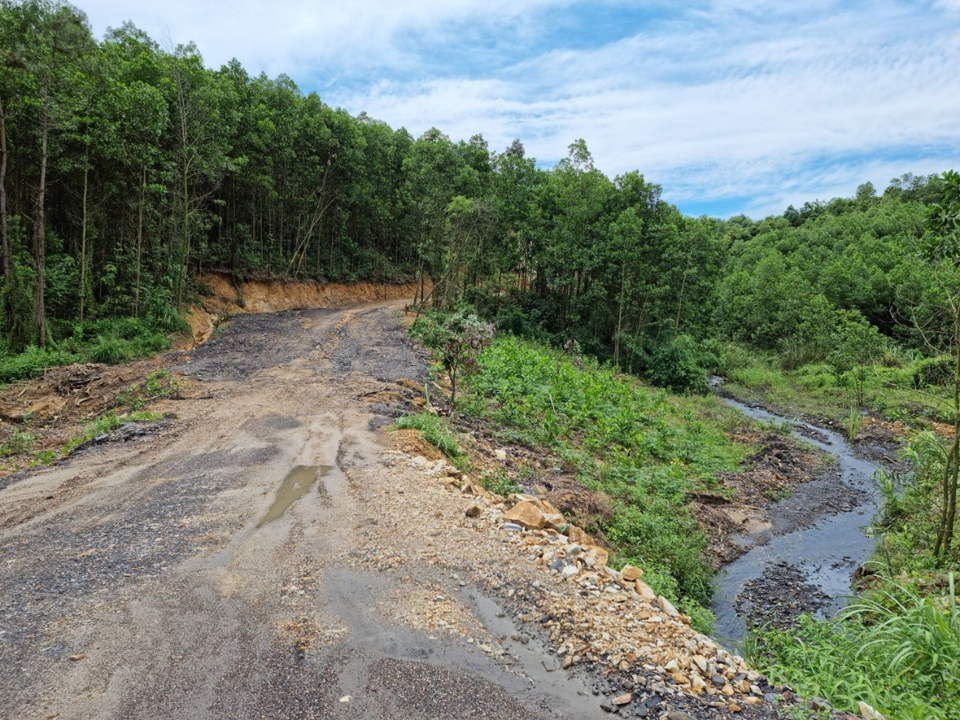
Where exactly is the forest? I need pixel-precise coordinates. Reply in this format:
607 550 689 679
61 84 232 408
4 2 960 717
1 0 955 392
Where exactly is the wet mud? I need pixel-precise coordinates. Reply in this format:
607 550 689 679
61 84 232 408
711 399 883 644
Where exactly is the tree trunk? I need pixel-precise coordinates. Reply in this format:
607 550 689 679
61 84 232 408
0 96 10 289
135 166 145 317
34 94 49 348
79 149 89 322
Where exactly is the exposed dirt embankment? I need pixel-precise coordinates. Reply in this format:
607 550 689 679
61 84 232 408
181 272 424 348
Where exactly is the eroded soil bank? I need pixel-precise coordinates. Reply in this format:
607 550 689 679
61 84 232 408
181 272 424 347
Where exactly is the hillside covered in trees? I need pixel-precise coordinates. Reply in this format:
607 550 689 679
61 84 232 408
2 0 953 390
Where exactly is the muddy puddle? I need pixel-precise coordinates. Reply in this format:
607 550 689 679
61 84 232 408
711 399 882 645
257 464 333 528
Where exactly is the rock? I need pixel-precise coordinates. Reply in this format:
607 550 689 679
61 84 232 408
542 658 558 672
600 700 613 713
68 654 86 662
635 580 657 602
722 684 735 696
586 546 609 568
561 565 579 579
620 565 643 582
562 655 574 669
502 501 546 530
464 504 482 517
664 713 695 720
543 512 566 530
502 522 524 532
742 697 762 706
858 702 887 720
612 693 632 706
711 675 726 687
658 596 679 617
808 697 833 712
566 525 594 545
494 449 507 461
690 674 707 694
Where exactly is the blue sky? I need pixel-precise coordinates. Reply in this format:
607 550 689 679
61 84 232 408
78 1 960 218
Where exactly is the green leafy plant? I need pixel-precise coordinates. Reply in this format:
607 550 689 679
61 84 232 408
0 427 35 457
412 311 495 413
746 575 960 720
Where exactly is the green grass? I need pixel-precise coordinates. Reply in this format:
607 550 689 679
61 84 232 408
32 410 161 466
392 411 469 470
459 335 757 611
0 316 177 386
0 426 35 458
722 344 952 426
115 369 181 411
745 574 960 720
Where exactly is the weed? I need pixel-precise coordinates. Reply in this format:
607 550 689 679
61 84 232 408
392 412 465 460
479 468 521 497
33 411 161 466
0 427 35 457
844 406 864 443
88 336 132 364
745 574 960 720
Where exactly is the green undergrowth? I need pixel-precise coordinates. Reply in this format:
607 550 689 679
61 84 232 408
392 412 468 470
437 334 758 625
746 574 960 720
0 316 182 385
721 343 951 425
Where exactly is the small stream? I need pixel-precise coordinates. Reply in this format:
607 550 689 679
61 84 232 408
711 398 883 646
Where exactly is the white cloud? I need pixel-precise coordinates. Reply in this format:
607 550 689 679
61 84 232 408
341 1 960 214
77 0 960 216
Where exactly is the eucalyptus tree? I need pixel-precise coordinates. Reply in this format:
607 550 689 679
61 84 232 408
2 0 95 345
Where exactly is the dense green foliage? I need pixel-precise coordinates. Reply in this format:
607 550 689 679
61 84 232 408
746 576 960 720
1 1 955 403
455 331 753 616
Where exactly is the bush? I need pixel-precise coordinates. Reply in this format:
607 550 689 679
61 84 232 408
88 336 133 365
912 356 955 388
0 345 82 384
746 575 960 720
645 335 713 394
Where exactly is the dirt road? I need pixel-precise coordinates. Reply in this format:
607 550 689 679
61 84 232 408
1 302 780 720
0 302 610 720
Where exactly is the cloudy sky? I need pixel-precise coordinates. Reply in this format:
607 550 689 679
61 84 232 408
77 0 960 217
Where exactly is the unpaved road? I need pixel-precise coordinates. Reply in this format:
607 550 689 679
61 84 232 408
1 302 610 720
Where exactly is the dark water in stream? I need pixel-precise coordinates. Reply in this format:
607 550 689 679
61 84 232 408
710 398 883 647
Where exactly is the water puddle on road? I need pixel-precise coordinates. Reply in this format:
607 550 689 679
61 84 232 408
256 464 333 528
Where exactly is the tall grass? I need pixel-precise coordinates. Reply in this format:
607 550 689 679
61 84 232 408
746 575 960 720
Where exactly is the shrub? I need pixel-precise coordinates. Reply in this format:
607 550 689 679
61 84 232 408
88 336 133 365
746 575 960 720
0 345 82 384
912 356 955 388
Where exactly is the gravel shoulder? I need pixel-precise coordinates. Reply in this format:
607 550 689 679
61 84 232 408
0 302 780 720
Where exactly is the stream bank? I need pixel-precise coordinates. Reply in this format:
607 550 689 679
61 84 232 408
710 398 884 644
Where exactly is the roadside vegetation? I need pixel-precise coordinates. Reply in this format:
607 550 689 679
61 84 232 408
407 311 759 632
